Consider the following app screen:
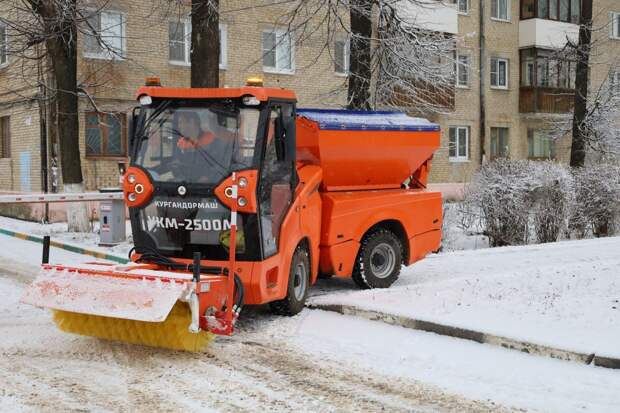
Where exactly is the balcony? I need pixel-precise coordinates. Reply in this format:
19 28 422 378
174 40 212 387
519 18 579 49
397 1 458 35
519 48 575 114
520 87 574 113
383 81 455 112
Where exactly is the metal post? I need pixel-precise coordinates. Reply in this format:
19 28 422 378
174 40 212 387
42 235 50 265
193 252 201 282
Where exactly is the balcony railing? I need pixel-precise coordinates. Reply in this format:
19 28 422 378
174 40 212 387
520 86 574 113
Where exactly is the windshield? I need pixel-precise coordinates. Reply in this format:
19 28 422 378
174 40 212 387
135 101 260 184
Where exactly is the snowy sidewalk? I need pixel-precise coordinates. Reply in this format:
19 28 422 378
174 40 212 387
310 236 620 366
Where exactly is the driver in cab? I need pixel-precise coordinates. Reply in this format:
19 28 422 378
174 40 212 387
173 111 231 182
177 111 216 151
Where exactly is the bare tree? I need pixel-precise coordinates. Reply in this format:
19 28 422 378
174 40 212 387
570 0 593 167
277 0 457 112
545 4 620 161
19 0 89 231
191 0 220 88
348 0 372 109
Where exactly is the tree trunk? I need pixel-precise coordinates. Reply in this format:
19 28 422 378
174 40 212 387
570 0 593 168
191 0 220 88
348 0 372 110
35 0 89 231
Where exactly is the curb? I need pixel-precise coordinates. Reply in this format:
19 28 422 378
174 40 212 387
308 302 620 370
0 227 129 264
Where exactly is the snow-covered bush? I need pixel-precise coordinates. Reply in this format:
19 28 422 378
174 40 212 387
463 159 575 246
463 159 534 247
529 162 574 243
571 164 620 238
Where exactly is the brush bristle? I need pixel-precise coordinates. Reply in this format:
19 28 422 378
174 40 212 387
52 302 215 352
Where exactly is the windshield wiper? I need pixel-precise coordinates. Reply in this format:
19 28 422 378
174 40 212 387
138 100 172 140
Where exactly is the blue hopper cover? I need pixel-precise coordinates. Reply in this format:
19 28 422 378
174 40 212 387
297 108 439 132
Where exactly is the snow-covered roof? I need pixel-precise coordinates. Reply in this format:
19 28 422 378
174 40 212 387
297 108 439 132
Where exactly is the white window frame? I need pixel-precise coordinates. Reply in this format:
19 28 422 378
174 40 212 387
491 57 509 89
168 19 228 69
0 21 8 67
458 0 469 15
219 24 228 69
449 126 470 162
456 53 470 88
169 18 191 66
491 0 511 22
83 10 127 60
262 29 295 75
611 12 620 40
334 38 350 76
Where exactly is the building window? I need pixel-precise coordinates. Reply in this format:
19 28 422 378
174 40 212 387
84 10 126 59
458 0 469 14
531 0 580 23
449 126 469 161
0 116 10 158
612 12 620 40
169 20 190 64
522 57 535 86
85 112 126 157
262 29 294 74
456 53 470 87
521 48 575 89
169 20 227 68
491 57 509 89
528 130 555 159
0 22 8 66
491 0 510 21
490 127 509 159
570 0 580 23
334 39 349 75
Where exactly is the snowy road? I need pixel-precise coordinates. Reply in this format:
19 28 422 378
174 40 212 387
1 234 619 412
0 244 506 413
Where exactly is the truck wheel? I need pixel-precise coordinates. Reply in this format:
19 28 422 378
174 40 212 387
270 245 310 316
352 229 402 289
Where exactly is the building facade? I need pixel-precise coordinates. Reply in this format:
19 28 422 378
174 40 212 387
0 0 618 193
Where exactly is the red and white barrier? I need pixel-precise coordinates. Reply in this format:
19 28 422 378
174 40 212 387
0 192 123 204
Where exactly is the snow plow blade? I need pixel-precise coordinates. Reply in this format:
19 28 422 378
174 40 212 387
21 264 215 351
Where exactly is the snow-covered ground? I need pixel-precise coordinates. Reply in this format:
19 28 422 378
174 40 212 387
1 233 619 412
0 215 133 258
441 202 489 251
312 236 620 359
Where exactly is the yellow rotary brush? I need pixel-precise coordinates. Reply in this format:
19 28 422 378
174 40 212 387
52 302 215 352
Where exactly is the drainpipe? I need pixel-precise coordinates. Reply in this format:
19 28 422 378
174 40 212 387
479 0 486 164
38 83 49 222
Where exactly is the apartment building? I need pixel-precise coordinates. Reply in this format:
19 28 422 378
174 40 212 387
428 0 620 183
0 0 618 193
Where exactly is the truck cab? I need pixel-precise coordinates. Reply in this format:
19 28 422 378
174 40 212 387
128 83 298 265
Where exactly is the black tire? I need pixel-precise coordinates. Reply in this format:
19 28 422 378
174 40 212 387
352 229 403 289
270 245 310 316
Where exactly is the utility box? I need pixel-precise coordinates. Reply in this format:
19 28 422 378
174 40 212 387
99 188 126 246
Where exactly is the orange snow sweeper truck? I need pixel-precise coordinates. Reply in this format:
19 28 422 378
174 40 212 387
21 79 442 351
